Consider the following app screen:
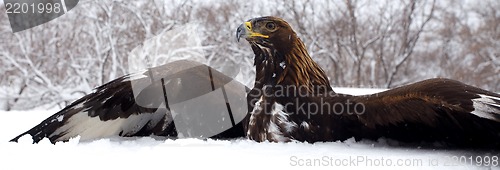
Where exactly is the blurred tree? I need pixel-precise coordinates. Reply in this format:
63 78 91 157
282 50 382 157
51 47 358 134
0 0 498 110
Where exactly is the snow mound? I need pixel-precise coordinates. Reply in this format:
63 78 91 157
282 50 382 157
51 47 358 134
0 89 496 170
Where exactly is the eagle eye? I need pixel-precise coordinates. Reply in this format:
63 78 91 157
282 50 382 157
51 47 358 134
265 22 276 30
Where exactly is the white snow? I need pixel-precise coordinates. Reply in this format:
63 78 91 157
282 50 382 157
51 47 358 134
0 88 497 170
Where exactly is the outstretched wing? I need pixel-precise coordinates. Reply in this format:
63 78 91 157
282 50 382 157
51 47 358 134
347 78 500 148
10 60 249 144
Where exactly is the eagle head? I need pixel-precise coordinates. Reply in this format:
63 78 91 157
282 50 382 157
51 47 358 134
236 16 331 93
236 16 297 53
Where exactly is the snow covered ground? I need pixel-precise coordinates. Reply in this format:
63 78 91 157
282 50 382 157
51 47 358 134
0 88 498 170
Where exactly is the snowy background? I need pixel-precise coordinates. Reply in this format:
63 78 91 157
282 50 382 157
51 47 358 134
1 0 499 169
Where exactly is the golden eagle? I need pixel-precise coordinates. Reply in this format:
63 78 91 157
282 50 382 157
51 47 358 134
237 16 500 148
10 16 500 149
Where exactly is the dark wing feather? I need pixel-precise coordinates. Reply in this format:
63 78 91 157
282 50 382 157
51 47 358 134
346 78 500 148
10 67 170 143
10 60 249 144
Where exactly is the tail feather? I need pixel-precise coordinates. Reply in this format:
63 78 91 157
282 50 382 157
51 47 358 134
471 94 500 122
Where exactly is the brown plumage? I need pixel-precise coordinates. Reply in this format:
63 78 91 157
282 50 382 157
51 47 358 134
237 16 500 149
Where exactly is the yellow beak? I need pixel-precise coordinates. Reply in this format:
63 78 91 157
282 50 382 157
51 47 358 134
236 21 269 42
